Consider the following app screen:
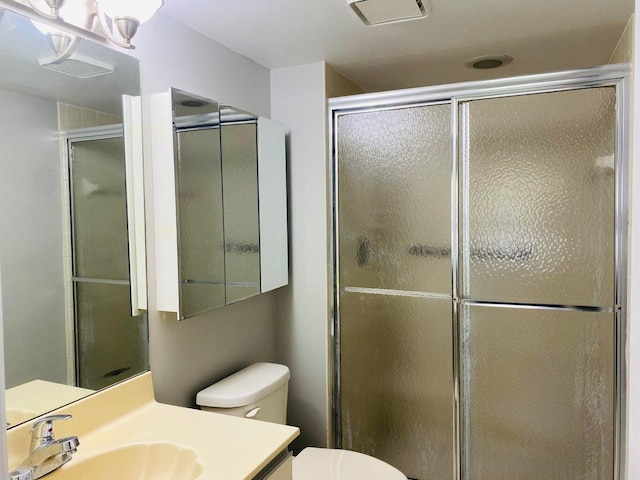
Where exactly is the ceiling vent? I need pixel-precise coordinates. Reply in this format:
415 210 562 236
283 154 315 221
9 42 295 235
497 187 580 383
348 0 430 26
40 55 114 78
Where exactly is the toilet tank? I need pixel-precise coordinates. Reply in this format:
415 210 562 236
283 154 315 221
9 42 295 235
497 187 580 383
196 362 290 424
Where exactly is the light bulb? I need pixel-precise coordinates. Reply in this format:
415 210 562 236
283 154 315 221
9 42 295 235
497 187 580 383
57 0 90 28
96 0 163 24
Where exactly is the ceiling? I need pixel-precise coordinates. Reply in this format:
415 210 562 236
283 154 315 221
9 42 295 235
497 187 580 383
160 0 633 92
0 8 139 114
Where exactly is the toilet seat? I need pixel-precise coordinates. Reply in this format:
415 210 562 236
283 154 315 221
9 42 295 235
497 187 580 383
293 447 406 480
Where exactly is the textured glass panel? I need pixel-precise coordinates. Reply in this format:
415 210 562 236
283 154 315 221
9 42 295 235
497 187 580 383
176 128 226 317
340 292 453 480
460 88 616 306
337 105 452 294
461 304 614 480
221 123 260 303
76 282 148 390
71 137 129 280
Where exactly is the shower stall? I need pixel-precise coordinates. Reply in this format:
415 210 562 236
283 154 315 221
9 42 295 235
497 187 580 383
67 128 148 390
330 65 629 480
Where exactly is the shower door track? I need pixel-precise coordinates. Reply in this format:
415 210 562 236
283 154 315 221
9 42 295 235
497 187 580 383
329 63 631 480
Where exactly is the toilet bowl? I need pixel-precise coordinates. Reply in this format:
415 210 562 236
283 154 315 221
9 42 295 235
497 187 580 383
196 363 406 480
293 447 406 480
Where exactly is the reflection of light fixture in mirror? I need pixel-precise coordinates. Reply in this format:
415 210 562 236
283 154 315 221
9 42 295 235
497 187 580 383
31 0 88 62
30 0 88 61
32 20 75 56
26 0 163 52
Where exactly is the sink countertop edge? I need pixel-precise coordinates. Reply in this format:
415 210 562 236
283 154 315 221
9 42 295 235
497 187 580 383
7 372 300 479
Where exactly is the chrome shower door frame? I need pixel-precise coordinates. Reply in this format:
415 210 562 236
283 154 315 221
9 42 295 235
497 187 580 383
329 63 631 480
66 125 127 387
66 125 149 390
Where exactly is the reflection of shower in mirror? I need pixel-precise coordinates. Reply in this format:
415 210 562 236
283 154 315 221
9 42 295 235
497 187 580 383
0 7 146 430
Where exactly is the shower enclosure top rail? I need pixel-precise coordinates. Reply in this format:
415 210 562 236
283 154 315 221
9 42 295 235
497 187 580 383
329 63 630 112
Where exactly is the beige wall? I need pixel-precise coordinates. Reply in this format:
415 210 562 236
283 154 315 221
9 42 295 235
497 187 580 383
272 62 332 451
609 15 634 64
58 104 122 130
326 65 365 97
270 64 363 452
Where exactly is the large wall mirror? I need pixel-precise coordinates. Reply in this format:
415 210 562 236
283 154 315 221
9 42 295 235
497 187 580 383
0 8 148 428
152 89 288 320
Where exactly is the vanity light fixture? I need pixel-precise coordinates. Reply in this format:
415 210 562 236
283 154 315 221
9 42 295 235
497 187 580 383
96 0 163 46
26 0 162 61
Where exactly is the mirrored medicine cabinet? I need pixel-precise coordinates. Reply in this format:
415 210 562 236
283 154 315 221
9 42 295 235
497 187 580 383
0 7 148 428
151 89 288 320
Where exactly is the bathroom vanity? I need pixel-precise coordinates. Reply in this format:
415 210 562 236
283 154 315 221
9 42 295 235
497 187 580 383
6 373 299 479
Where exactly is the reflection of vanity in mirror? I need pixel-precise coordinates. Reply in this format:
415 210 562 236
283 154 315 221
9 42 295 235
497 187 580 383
0 8 147 427
152 89 288 320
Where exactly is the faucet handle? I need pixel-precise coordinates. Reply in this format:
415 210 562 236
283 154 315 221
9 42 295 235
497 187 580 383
29 414 72 452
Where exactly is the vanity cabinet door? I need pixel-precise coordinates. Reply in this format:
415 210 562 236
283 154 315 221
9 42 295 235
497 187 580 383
175 127 226 317
221 122 260 304
253 452 293 480
257 117 288 294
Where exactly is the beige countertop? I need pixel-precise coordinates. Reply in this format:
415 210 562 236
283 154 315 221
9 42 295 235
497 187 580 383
5 380 94 428
7 372 299 479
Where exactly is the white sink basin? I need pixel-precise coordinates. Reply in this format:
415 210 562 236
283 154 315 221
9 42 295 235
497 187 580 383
48 442 203 480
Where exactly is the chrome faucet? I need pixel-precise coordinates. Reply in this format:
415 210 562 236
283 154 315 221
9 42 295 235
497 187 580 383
9 415 80 480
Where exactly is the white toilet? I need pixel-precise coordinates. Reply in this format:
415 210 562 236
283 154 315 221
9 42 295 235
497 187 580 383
196 362 406 480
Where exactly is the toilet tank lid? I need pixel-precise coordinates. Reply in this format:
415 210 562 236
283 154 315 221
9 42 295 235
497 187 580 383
196 362 290 408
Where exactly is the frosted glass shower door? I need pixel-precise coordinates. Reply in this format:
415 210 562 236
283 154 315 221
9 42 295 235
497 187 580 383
460 305 614 479
71 137 148 390
459 87 617 479
459 88 616 306
336 104 454 480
